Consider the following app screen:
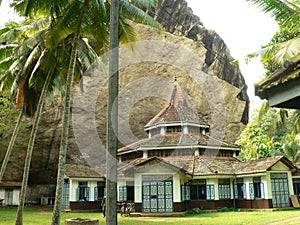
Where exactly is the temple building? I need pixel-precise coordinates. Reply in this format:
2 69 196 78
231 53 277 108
60 82 300 212
115 82 300 212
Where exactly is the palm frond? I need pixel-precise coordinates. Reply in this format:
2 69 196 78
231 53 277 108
246 0 300 31
273 37 300 63
77 38 103 69
11 0 69 18
130 0 157 8
120 0 163 30
119 19 137 47
82 4 110 55
45 1 79 49
257 100 270 121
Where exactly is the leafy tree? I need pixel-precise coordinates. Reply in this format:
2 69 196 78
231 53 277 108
237 101 300 163
237 102 288 159
0 95 29 168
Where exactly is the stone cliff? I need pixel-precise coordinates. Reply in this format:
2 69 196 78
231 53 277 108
1 0 249 184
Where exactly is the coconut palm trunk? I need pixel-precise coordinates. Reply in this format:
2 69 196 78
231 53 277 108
51 1 89 225
0 107 24 181
106 0 119 224
15 68 54 225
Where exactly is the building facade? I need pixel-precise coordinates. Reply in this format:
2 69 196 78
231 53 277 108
59 82 300 212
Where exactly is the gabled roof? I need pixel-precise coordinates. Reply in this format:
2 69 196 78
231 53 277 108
118 133 239 154
118 156 192 176
145 83 209 129
234 156 297 175
65 164 105 178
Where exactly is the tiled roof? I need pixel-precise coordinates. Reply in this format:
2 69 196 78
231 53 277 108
118 156 297 177
187 156 240 175
65 164 105 178
145 84 209 128
233 156 296 174
0 181 22 187
255 54 300 99
118 133 238 153
117 157 190 176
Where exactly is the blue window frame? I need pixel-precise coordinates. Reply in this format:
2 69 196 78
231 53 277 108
293 178 300 195
206 184 215 200
181 185 190 201
250 177 264 199
119 185 134 202
94 185 105 201
189 182 215 200
76 182 89 201
218 179 231 199
234 179 246 199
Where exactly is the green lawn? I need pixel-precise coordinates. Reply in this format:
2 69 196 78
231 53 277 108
0 207 300 225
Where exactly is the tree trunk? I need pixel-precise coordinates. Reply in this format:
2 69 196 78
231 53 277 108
106 0 119 224
15 69 54 225
51 1 89 225
0 107 24 181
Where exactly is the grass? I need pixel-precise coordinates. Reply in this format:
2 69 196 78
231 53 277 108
0 207 300 225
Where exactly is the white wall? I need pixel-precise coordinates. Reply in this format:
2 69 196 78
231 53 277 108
69 178 104 202
0 188 20 205
133 163 186 203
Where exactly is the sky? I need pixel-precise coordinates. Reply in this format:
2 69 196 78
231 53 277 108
186 0 279 113
0 0 279 113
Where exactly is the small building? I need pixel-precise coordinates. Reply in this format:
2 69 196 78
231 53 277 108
62 164 105 211
0 181 22 206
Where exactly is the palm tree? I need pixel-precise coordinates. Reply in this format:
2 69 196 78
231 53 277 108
15 64 56 225
7 1 162 224
284 136 300 163
51 0 90 224
0 17 101 225
246 0 300 64
0 19 48 184
46 1 162 224
106 0 119 223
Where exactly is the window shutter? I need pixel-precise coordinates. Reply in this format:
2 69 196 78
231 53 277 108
249 183 254 199
186 185 190 200
206 185 215 200
242 184 247 199
86 187 90 201
234 184 238 199
94 187 98 201
76 187 79 201
181 185 186 201
260 182 265 199
119 186 127 201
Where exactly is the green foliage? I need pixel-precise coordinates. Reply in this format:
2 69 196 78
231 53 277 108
0 95 30 159
237 101 300 162
261 28 300 75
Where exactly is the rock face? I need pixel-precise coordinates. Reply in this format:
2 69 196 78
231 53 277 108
1 0 249 188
